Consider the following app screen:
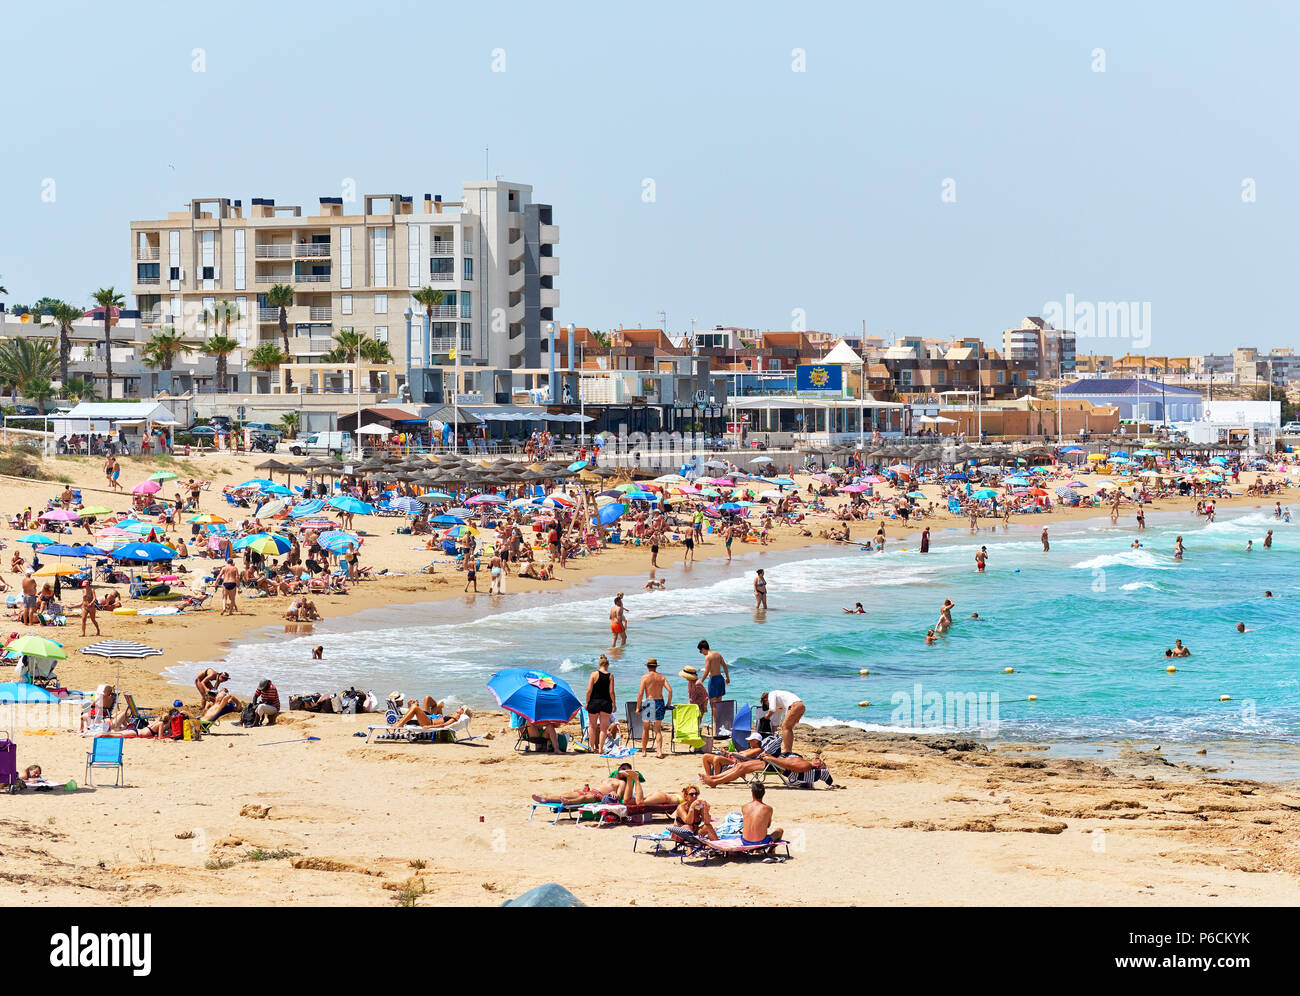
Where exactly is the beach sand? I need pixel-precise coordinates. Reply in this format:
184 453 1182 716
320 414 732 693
1 448 1297 906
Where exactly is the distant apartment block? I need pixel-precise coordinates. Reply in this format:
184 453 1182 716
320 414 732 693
129 180 557 394
1002 317 1076 375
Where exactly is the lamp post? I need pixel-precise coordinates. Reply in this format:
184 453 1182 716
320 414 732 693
579 340 586 450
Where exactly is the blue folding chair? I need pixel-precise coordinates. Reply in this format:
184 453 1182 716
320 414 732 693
85 737 124 787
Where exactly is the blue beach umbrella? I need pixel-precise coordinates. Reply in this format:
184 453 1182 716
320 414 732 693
289 500 326 518
39 544 98 558
717 502 746 512
110 542 175 562
17 533 55 546
319 530 360 551
568 460 588 472
907 491 927 499
944 473 968 480
769 477 796 487
237 479 276 489
973 489 998 499
329 496 374 515
487 668 581 724
624 491 658 502
262 484 293 496
730 704 754 746
0 682 63 703
234 532 292 554
387 496 424 515
419 490 455 502
597 502 628 525
1109 451 1129 459
429 514 466 526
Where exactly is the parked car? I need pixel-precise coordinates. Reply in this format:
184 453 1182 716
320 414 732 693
14 405 38 416
242 421 279 434
290 431 351 457
1281 421 1300 433
188 426 216 440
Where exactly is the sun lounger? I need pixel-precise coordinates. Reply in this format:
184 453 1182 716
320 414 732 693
695 836 791 863
365 713 476 744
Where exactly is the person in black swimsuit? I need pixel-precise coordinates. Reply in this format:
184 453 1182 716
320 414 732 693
673 783 718 840
585 654 616 753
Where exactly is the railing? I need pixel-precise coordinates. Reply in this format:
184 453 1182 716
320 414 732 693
290 338 336 353
423 305 459 318
257 307 280 322
430 242 455 256
295 273 331 283
137 276 160 285
140 310 164 325
256 244 292 258
256 274 290 283
295 243 331 257
429 271 454 282
428 338 471 352
136 246 160 261
308 306 331 320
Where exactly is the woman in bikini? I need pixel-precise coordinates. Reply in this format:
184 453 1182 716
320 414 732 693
673 783 718 840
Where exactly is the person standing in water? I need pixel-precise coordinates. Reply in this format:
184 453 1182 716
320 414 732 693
609 593 628 648
1264 529 1273 549
919 527 930 554
975 546 988 572
1174 536 1184 560
1041 527 1050 552
753 569 768 611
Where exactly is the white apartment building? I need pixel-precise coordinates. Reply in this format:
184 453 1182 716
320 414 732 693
129 180 558 397
1003 316 1076 374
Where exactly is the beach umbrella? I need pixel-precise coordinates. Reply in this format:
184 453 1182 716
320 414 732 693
234 533 292 556
907 491 927 499
329 496 374 515
839 484 870 493
532 496 572 509
238 478 276 489
1134 449 1159 457
861 475 886 484
387 496 424 515
945 473 968 480
116 521 157 535
418 490 456 503
1054 485 1076 498
149 471 179 482
654 474 686 483
295 517 336 531
40 509 81 521
80 640 163 659
1028 488 1048 496
597 502 628 525
36 544 96 558
289 500 326 518
717 502 747 512
567 460 588 472
827 465 847 474
1087 454 1106 462
256 499 290 518
34 565 81 577
704 460 728 470
131 480 162 495
262 484 293 496
319 532 360 553
973 489 998 499
110 542 175 562
0 682 63 703
487 668 581 724
429 514 466 526
17 533 54 546
770 477 796 487
93 528 134 543
188 513 228 525
1109 450 1130 459
466 494 508 506
750 456 774 465
78 505 114 516
5 633 68 660
624 490 659 502
442 525 476 538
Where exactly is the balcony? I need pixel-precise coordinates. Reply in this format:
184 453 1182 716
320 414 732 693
137 276 160 286
540 288 559 309
540 255 560 277
429 337 470 353
309 306 331 321
256 244 292 259
295 242 331 258
508 267 525 293
258 307 280 322
539 224 560 244
429 272 454 283
256 273 292 284
424 305 459 319
289 336 336 356
295 272 331 283
136 246 160 261
430 242 455 257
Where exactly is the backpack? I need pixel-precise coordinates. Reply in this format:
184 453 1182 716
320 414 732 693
240 704 261 728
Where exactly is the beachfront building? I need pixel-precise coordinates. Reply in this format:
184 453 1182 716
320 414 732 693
1002 317 1077 375
127 181 558 396
1058 377 1204 423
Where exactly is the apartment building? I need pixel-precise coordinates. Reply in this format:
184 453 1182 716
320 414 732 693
128 180 558 396
1002 317 1077 375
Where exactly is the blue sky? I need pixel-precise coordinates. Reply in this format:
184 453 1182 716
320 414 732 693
1 0 1297 355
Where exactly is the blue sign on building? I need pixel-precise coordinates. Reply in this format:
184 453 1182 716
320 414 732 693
796 363 843 394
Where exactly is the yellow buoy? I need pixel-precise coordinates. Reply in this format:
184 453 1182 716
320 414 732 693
858 669 869 676
1166 665 1177 673
1219 694 1231 702
858 700 870 707
1027 695 1038 701
1004 667 1014 674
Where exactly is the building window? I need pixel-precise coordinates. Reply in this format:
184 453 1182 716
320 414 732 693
371 228 388 285
374 326 388 344
340 227 352 289
997 371 1005 384
234 230 246 291
341 294 353 315
137 263 160 281
459 292 471 319
463 257 473 280
431 257 453 275
407 224 420 288
374 294 388 315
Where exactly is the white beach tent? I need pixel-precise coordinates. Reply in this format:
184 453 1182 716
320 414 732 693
821 340 865 366
355 424 392 436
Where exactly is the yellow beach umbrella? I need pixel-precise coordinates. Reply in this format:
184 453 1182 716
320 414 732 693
35 565 82 577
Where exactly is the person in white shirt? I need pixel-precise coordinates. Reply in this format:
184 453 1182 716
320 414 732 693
760 689 805 755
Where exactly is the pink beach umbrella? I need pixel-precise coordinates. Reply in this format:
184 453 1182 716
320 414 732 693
39 509 82 521
132 480 162 495
466 494 508 506
839 484 871 493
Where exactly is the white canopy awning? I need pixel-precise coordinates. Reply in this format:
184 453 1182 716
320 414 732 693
356 424 391 436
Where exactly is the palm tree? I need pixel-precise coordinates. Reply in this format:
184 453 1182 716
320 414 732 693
91 286 125 399
265 284 295 391
142 326 193 371
203 335 240 393
0 338 58 408
412 286 445 334
63 376 99 402
25 378 55 413
248 342 288 393
279 411 301 439
330 327 366 362
41 300 83 388
361 337 393 363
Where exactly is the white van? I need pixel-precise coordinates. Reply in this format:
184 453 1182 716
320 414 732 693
290 431 352 457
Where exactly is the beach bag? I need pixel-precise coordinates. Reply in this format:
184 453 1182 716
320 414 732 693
240 704 261 728
168 713 184 739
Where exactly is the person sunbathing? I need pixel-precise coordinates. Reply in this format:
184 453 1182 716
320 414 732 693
702 749 837 789
532 762 643 806
201 690 242 722
673 784 718 840
96 590 122 611
699 731 780 784
389 703 470 730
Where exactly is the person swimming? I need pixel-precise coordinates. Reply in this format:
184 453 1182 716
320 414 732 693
842 602 865 614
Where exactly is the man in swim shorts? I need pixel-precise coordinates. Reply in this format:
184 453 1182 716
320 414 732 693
635 658 672 758
741 781 782 847
696 639 730 722
218 559 239 616
976 546 988 572
609 593 627 648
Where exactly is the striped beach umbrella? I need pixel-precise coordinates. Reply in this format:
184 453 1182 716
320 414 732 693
80 640 163 659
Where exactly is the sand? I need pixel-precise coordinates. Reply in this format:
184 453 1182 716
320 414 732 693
1 448 1297 906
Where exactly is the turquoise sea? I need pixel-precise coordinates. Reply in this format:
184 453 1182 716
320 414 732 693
176 506 1300 769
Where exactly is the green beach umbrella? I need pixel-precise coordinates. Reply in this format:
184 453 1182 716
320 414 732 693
149 471 179 482
5 633 68 660
79 505 114 516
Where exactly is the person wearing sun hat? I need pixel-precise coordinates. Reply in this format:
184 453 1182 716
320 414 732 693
679 665 707 715
635 658 673 758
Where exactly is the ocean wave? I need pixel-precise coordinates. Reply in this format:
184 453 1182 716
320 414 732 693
1071 549 1172 571
1120 581 1163 592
